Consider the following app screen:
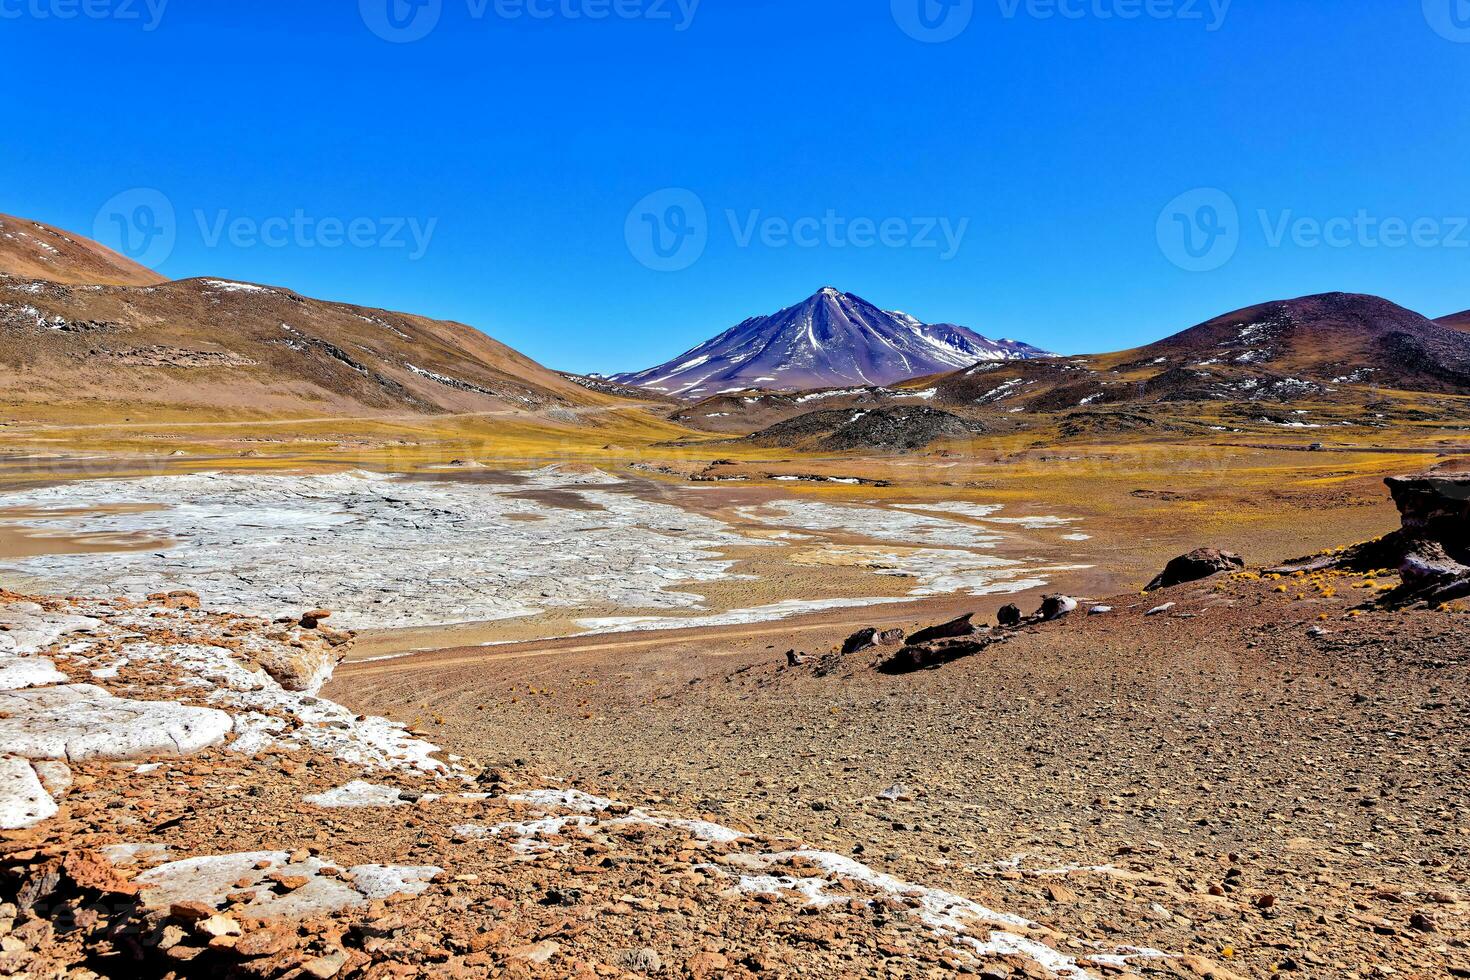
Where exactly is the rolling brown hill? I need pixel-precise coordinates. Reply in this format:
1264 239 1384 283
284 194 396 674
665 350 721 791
0 214 165 287
1437 309 1470 333
914 293 1470 412
1102 292 1470 391
0 215 627 419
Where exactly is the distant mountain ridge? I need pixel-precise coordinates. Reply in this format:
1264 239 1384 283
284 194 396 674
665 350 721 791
670 291 1470 439
611 287 1052 397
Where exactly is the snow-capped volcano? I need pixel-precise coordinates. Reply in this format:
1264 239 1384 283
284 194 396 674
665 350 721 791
611 288 1053 396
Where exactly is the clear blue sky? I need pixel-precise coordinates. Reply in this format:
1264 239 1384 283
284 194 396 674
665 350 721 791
8 1 1470 371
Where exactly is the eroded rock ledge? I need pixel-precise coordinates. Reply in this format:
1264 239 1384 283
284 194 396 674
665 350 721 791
1272 473 1470 606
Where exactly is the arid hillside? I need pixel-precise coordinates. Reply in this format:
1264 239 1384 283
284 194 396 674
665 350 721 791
0 214 165 288
1438 309 1470 333
0 215 641 421
923 292 1470 409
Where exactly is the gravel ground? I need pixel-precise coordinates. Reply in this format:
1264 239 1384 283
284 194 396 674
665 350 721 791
341 571 1470 978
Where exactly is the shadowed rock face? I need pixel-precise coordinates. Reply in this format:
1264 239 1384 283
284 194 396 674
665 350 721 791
841 628 880 655
1385 476 1470 603
1387 475 1470 534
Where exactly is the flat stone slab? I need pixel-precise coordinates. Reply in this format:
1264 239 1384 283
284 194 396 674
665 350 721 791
0 603 102 655
303 782 409 808
133 851 440 920
0 656 68 691
0 684 233 761
0 756 57 830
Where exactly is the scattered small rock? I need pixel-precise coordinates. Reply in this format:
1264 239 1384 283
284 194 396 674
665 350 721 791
510 940 561 965
302 949 349 979
615 947 664 973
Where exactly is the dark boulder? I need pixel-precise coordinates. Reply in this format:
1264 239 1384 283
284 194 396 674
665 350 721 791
879 637 996 675
996 604 1023 628
905 614 979 646
1038 595 1078 620
841 628 880 655
1146 548 1245 591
